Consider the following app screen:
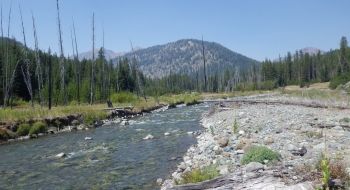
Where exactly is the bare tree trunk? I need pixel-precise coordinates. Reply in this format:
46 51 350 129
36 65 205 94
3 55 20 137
56 0 66 106
3 3 11 109
32 11 43 108
48 49 52 110
19 4 34 108
72 18 80 105
202 35 207 92
90 13 95 105
102 26 106 102
1 5 3 107
130 40 147 102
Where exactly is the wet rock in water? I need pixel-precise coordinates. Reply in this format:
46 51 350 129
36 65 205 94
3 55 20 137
85 137 93 140
164 132 170 136
56 153 67 158
156 178 163 185
94 120 103 127
187 131 194 134
143 134 154 140
245 162 264 172
169 157 176 161
120 119 129 126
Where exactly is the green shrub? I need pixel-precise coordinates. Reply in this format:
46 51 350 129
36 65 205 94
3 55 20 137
0 129 10 140
241 146 281 164
110 91 137 104
16 123 31 136
168 102 176 108
329 72 350 90
29 121 47 135
340 117 350 123
186 99 198 106
175 164 220 185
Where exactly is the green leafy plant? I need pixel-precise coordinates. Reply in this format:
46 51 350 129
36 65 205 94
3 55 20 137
29 121 47 135
319 158 331 190
175 164 220 185
340 117 350 123
168 102 176 108
210 126 214 135
16 123 31 136
0 128 10 140
241 146 281 164
233 103 238 134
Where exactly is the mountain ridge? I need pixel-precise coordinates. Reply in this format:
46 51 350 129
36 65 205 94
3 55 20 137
116 39 260 78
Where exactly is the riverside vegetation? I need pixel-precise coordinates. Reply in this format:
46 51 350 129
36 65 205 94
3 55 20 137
0 92 201 142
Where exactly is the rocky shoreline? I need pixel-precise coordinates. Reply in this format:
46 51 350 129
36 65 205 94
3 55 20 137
0 104 169 145
162 96 350 189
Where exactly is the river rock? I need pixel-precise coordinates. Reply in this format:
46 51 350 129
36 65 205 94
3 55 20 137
156 178 163 185
143 134 154 140
56 153 67 158
120 120 129 126
164 132 170 136
85 137 93 140
218 137 228 147
245 162 264 172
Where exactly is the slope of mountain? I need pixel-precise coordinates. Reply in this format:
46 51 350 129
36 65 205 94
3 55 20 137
77 47 142 61
117 39 260 78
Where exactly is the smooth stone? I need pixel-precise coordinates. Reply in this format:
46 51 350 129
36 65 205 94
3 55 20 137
156 178 162 185
245 162 264 172
85 137 93 140
164 132 170 136
143 134 154 140
235 150 244 154
218 137 229 147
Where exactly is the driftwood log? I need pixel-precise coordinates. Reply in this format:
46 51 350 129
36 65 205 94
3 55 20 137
168 171 313 190
199 98 350 110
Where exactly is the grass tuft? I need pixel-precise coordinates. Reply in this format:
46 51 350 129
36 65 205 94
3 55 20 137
241 146 281 164
175 164 220 185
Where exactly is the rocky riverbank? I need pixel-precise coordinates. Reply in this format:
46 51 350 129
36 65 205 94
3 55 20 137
162 97 350 189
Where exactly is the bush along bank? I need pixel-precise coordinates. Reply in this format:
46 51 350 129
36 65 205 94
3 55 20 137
161 101 350 189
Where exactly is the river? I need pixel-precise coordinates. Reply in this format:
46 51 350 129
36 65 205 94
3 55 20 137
0 103 208 190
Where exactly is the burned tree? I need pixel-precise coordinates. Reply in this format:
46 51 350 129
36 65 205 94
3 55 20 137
56 0 66 106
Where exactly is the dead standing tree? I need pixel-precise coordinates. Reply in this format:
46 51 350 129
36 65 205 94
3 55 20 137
72 18 80 105
202 35 207 92
19 4 34 108
56 0 66 106
32 11 43 108
3 3 11 109
90 13 95 105
130 40 147 102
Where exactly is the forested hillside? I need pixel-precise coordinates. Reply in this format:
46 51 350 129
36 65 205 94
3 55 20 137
1 35 350 109
260 37 350 89
118 39 260 78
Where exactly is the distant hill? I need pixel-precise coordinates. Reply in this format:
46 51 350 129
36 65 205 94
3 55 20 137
274 47 325 62
77 47 142 61
300 47 325 56
117 39 260 78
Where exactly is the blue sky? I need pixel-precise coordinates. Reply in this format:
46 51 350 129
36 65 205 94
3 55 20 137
1 0 350 61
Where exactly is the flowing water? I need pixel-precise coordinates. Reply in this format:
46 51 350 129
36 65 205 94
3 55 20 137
0 104 208 190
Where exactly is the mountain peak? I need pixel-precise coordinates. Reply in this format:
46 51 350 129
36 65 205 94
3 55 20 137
77 47 143 61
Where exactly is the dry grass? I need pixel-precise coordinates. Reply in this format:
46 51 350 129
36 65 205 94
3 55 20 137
284 82 330 91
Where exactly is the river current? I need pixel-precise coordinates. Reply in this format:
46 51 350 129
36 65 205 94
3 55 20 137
0 104 208 190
